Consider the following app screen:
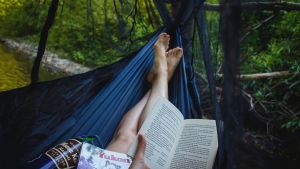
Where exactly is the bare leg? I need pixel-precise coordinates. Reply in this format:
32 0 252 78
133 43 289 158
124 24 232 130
106 33 183 153
106 90 150 153
106 33 169 153
138 47 183 128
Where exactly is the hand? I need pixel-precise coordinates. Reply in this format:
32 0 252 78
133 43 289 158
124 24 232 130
129 134 149 169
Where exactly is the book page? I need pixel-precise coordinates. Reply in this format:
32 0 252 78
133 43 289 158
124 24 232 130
127 96 184 169
168 119 218 169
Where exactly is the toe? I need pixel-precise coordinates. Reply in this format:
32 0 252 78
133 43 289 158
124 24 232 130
160 33 167 37
166 51 170 57
173 49 177 55
163 35 170 41
174 47 183 57
168 49 174 56
159 33 168 39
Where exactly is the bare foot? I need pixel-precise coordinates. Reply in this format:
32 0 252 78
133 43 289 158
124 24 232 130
147 33 169 82
166 47 183 80
154 33 169 52
148 47 183 82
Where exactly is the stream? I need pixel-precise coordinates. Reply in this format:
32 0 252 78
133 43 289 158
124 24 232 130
0 43 65 92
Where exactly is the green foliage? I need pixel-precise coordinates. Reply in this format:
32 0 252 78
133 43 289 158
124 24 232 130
0 0 299 132
241 11 300 73
282 117 300 133
238 10 300 133
0 0 23 16
0 0 160 66
0 1 46 36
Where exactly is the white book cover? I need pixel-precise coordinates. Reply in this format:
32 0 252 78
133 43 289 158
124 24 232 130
77 142 132 169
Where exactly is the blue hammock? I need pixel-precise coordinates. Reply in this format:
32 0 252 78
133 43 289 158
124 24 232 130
27 29 202 159
0 29 204 167
1 0 299 169
0 0 225 168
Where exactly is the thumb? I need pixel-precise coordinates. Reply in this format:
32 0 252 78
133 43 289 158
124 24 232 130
134 134 147 160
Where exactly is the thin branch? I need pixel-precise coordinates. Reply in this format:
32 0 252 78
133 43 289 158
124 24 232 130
31 0 59 84
204 2 300 11
144 0 154 27
218 71 300 80
240 14 276 43
241 90 255 111
239 14 277 63
103 0 108 25
148 0 160 27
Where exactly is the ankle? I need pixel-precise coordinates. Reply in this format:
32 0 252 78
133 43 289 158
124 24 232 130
156 71 168 80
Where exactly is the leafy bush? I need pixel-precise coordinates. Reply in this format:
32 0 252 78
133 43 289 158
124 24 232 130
0 0 159 66
282 117 300 133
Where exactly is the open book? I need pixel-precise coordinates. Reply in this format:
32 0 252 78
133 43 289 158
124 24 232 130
128 96 218 169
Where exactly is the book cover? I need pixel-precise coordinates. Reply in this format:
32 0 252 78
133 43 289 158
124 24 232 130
78 142 132 169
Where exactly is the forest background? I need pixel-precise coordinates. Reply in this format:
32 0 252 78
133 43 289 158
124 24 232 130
0 0 299 144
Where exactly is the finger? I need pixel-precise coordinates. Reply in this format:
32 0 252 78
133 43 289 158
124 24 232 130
134 134 147 159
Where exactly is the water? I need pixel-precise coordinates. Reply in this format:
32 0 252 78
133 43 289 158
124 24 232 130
0 44 65 92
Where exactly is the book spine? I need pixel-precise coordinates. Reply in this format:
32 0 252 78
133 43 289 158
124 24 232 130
26 138 83 169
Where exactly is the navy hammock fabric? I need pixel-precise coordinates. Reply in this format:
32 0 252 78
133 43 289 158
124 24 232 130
0 29 203 167
0 0 228 168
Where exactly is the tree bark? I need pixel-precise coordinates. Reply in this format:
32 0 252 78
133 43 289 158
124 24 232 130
217 71 300 80
204 2 300 11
